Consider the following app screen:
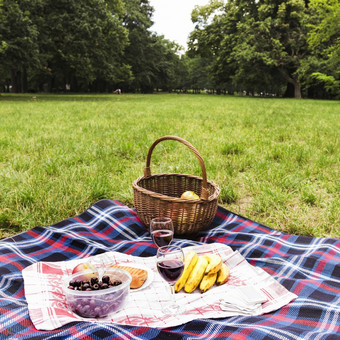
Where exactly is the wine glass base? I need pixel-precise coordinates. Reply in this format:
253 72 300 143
162 303 182 315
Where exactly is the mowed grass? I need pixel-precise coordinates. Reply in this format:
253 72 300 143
0 93 339 238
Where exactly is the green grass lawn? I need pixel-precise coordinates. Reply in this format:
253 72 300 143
0 93 339 238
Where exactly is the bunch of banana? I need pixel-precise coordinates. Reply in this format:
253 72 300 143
175 250 230 294
174 250 198 292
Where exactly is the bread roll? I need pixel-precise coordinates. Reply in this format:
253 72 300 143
109 265 148 289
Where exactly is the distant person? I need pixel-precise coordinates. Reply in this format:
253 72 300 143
66 83 71 93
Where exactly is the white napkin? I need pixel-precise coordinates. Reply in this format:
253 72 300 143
220 286 268 315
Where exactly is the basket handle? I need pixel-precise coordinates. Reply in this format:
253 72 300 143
143 136 210 200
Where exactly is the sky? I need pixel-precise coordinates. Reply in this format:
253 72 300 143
148 0 210 50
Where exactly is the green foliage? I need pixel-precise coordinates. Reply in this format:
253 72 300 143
303 0 340 98
188 0 340 99
308 0 339 50
311 72 339 95
36 0 130 91
189 0 310 98
1 0 339 98
0 0 185 93
0 0 41 92
120 0 184 93
0 0 131 92
0 1 4 53
185 56 214 91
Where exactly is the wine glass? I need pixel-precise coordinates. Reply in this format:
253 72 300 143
150 217 174 248
156 245 184 315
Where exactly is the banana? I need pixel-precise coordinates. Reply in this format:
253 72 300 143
203 253 222 276
184 256 208 293
199 272 217 293
174 250 198 293
216 263 230 285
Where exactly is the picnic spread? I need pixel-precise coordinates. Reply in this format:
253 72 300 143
0 199 339 339
0 136 339 339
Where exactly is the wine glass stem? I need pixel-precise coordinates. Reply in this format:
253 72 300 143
170 284 176 306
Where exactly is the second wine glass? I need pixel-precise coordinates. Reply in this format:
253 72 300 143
156 245 184 314
150 217 174 248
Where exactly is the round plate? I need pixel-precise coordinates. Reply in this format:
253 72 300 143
128 263 154 292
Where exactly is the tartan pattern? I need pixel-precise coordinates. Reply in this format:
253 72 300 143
0 199 339 339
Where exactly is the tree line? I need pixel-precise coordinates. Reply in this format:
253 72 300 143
0 0 339 98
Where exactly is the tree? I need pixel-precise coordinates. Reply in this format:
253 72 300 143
0 0 5 53
189 0 310 98
188 1 231 92
120 0 155 92
121 0 185 93
0 0 41 92
0 0 189 93
184 56 214 92
37 0 130 92
301 0 340 98
0 0 7 91
0 0 131 92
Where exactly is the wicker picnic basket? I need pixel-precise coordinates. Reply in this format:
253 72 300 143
132 136 220 236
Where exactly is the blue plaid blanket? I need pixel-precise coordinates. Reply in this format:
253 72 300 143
0 199 339 339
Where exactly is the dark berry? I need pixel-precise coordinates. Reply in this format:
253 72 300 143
91 277 99 285
102 275 110 284
68 274 123 291
94 306 101 316
82 283 90 290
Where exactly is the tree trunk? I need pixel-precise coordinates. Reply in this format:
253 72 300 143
294 82 301 99
279 68 302 99
21 67 27 93
284 83 295 98
11 69 18 93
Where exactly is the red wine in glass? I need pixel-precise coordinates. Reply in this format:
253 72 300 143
157 260 184 284
151 230 174 248
150 217 174 248
156 245 184 315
